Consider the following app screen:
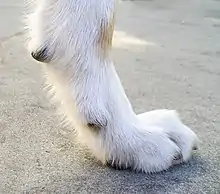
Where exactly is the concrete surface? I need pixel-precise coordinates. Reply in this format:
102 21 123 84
0 0 220 193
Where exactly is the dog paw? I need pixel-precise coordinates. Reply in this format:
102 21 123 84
106 126 185 173
106 109 198 173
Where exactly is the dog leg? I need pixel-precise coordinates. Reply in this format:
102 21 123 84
26 0 199 173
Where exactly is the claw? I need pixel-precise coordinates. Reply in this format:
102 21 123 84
172 152 183 165
31 47 52 63
193 146 198 150
106 160 130 170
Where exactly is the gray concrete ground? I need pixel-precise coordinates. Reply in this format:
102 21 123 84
0 0 220 193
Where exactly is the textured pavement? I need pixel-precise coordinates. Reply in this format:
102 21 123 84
0 0 220 193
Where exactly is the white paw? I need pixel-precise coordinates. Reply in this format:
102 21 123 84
138 109 199 163
106 125 184 173
107 109 198 173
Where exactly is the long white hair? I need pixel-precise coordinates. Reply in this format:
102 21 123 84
25 0 198 173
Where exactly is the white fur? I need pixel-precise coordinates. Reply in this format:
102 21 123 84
25 0 199 173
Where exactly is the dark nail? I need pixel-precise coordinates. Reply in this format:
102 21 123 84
31 47 51 63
